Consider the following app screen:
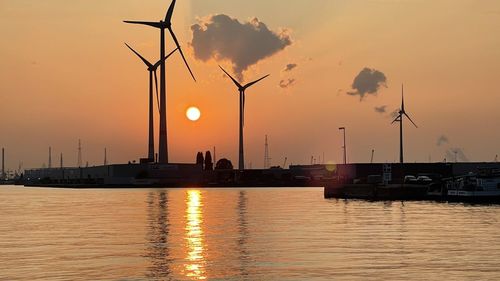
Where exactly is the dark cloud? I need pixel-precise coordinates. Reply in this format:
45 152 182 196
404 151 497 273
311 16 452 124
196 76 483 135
445 148 469 162
437 135 449 146
191 14 292 80
283 63 297 72
279 79 296 89
347 67 387 101
374 105 387 114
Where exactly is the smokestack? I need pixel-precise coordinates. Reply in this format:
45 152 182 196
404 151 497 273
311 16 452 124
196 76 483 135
1 148 4 180
48 147 52 169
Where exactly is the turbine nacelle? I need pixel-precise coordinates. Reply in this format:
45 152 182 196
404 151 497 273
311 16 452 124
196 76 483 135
124 0 196 82
219 65 270 92
125 43 178 112
391 85 418 128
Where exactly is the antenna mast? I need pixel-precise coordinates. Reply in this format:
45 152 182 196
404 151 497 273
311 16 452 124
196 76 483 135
371 149 375 164
104 148 108 166
264 135 271 169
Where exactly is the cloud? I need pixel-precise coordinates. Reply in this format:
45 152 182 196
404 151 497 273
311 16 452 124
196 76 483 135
347 67 387 101
437 135 449 146
191 14 292 80
279 79 296 89
374 105 387 114
283 63 297 72
389 108 400 119
445 148 469 162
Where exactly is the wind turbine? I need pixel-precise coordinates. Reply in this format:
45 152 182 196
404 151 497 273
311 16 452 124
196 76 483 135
124 0 196 164
219 66 270 171
125 43 177 162
391 84 418 164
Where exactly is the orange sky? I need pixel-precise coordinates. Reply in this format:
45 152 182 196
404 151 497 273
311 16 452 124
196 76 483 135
1 0 499 170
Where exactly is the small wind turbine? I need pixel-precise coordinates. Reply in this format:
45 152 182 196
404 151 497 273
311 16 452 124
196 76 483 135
219 66 270 171
391 84 418 164
124 0 196 164
125 43 177 162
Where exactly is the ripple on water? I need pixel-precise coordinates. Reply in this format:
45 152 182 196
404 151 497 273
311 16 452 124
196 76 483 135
1 186 499 280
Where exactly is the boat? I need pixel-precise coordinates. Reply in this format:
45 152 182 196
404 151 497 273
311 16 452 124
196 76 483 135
445 168 500 203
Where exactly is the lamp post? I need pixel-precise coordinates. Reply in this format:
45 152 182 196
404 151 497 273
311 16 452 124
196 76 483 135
339 127 347 165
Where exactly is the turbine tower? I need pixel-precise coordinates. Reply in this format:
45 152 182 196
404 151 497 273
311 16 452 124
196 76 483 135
124 0 196 164
219 66 270 171
125 43 177 162
391 85 418 164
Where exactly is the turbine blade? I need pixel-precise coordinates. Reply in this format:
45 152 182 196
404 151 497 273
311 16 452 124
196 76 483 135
404 113 418 128
244 74 270 89
242 92 246 127
123 21 162 28
219 65 243 89
401 84 405 112
152 48 178 70
125 43 153 68
391 114 401 124
154 70 160 112
168 27 196 82
165 0 176 23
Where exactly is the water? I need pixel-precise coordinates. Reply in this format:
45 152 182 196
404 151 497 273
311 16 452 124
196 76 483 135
1 186 499 281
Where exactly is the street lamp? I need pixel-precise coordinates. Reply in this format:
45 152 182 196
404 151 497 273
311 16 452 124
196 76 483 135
339 127 347 165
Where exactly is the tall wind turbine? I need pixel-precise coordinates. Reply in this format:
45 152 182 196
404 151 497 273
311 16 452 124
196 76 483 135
124 0 196 164
391 84 418 164
125 43 177 162
219 66 270 171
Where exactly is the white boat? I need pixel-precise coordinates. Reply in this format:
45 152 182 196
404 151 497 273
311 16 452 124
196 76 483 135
446 168 500 203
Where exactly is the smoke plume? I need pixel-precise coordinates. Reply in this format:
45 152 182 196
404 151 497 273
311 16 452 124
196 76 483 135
445 148 469 162
437 135 449 146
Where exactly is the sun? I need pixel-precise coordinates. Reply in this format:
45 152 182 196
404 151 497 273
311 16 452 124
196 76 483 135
186 106 201 121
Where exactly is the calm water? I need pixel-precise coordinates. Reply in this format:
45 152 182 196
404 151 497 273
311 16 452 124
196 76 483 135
1 186 500 281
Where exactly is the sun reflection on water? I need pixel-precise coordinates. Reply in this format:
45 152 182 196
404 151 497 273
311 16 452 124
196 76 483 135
184 190 206 280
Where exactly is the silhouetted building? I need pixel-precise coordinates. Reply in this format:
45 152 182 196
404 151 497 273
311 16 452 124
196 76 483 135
216 158 233 170
196 152 204 167
204 151 213 171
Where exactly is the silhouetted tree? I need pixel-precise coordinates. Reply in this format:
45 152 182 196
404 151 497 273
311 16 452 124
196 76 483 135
215 158 233 170
196 152 204 167
204 151 213 171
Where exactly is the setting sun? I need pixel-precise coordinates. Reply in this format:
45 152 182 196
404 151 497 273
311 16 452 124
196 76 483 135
186 106 201 121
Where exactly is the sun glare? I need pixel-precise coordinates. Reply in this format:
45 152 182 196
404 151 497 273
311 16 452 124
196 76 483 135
186 107 201 121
